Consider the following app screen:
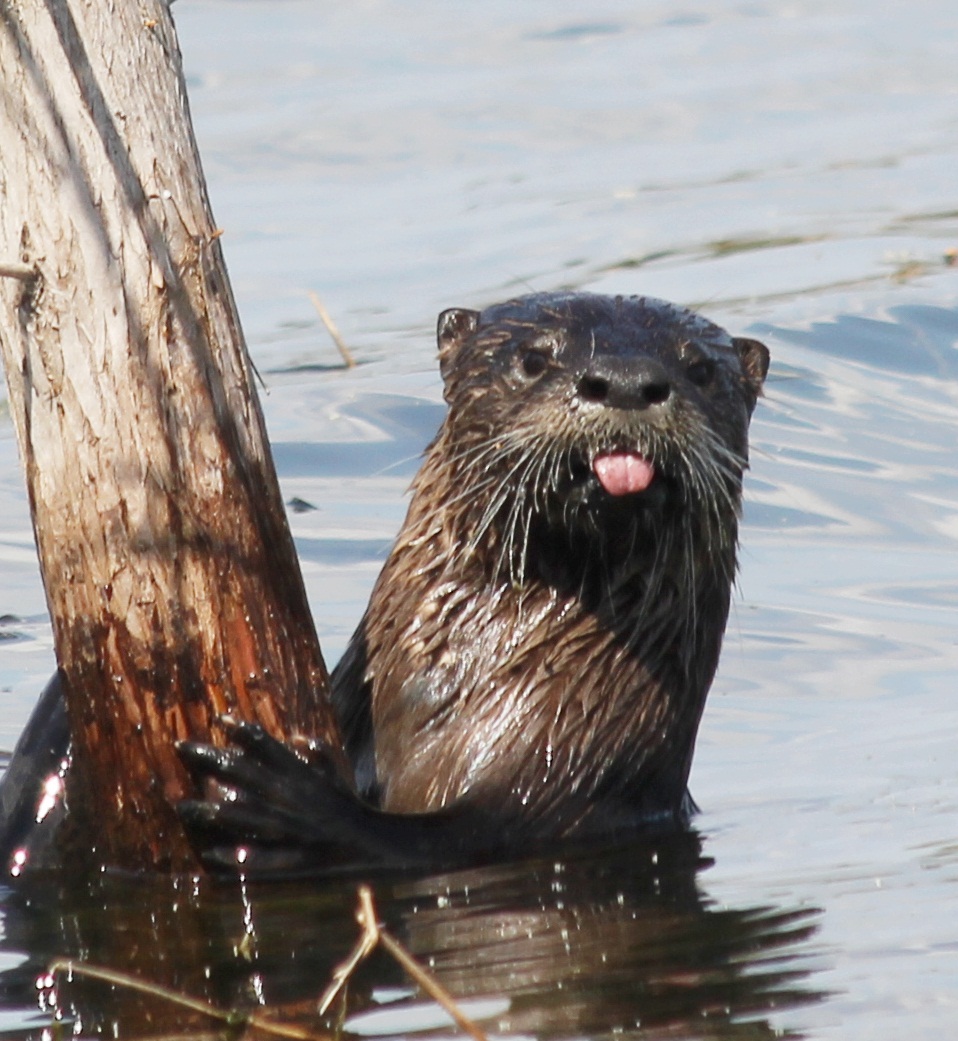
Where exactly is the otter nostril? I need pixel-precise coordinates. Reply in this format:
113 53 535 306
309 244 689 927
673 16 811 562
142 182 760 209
643 382 671 406
579 376 609 402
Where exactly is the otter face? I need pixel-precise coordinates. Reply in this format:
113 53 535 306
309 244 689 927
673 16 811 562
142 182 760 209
435 293 768 546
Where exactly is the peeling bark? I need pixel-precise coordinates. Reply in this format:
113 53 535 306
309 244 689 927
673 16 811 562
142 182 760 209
0 0 345 870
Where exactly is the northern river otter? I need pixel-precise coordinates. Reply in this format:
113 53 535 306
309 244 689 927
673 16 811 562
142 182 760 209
177 291 769 868
0 292 768 871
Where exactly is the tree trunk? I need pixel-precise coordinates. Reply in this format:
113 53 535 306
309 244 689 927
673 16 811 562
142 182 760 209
0 0 346 870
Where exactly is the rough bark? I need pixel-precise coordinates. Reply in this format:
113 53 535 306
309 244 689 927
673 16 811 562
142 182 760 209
0 0 345 870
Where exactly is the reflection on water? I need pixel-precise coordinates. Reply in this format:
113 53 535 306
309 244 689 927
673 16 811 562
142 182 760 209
389 838 823 1039
0 833 824 1039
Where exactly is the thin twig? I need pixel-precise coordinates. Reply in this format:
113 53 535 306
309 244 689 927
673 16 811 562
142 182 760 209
47 887 489 1041
0 261 36 281
307 291 356 368
47 959 329 1041
316 886 379 1014
377 927 490 1041
318 886 489 1041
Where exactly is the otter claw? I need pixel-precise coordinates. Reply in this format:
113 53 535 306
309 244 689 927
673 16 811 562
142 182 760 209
225 720 272 752
177 740 239 774
177 799 221 827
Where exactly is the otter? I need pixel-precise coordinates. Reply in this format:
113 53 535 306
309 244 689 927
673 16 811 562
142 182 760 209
0 292 768 872
178 291 769 869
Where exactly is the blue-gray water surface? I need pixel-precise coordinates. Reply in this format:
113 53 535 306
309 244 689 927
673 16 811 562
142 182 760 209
0 1 956 1037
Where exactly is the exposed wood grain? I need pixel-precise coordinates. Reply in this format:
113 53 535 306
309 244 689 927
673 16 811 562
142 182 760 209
0 0 346 870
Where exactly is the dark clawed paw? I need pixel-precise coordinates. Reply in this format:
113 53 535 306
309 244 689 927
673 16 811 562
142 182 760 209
222 717 265 746
177 798 222 828
177 740 240 776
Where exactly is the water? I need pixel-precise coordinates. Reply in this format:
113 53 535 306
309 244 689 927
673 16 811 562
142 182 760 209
0 0 956 1036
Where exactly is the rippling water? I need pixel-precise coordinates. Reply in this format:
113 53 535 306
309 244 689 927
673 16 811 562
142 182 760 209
0 1 956 1037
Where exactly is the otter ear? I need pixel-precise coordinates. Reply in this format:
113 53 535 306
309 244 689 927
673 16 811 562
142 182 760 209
733 337 770 394
437 308 480 383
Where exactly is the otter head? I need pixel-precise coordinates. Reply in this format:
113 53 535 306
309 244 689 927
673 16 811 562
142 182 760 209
432 292 768 586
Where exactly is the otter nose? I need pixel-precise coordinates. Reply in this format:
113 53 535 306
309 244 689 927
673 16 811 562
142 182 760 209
576 356 672 410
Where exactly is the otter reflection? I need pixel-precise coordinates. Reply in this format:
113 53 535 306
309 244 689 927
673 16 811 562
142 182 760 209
377 833 823 1039
0 832 823 1038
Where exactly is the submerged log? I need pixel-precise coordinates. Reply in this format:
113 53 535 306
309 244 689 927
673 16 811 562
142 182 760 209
0 1 345 870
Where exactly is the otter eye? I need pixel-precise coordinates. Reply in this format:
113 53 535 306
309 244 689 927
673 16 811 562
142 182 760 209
685 357 716 387
519 350 549 379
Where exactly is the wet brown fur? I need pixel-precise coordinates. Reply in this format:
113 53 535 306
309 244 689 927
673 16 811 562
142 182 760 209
332 292 769 839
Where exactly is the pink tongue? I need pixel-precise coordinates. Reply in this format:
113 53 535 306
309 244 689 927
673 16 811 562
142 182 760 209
593 452 655 496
